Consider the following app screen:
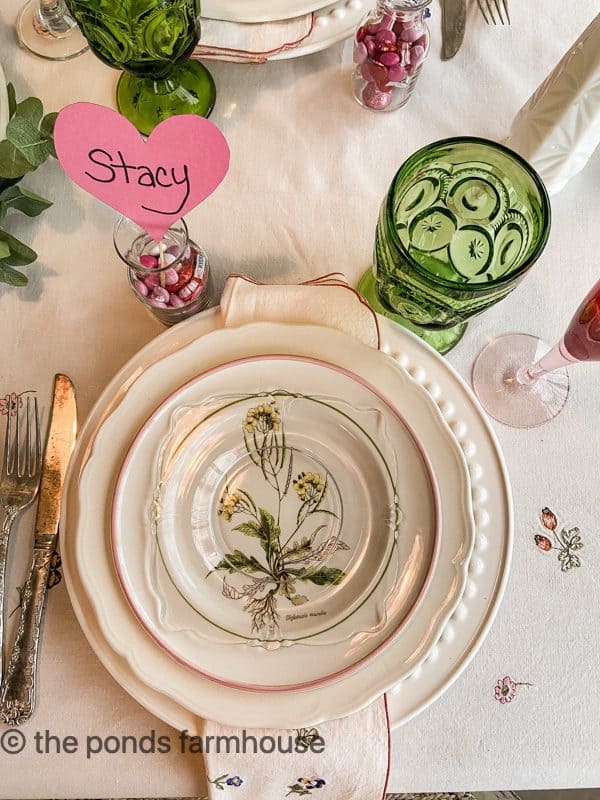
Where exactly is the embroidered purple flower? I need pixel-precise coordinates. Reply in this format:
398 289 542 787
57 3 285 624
209 773 243 790
494 675 517 704
0 393 22 417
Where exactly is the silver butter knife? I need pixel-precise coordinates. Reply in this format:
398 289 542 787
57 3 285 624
442 0 467 60
0 374 77 725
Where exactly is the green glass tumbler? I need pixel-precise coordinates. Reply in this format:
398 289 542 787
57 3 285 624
358 137 551 353
65 0 215 135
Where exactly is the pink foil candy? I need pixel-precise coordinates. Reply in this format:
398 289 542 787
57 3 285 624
362 82 392 110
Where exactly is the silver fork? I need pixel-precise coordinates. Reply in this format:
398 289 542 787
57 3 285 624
477 0 510 25
0 396 41 685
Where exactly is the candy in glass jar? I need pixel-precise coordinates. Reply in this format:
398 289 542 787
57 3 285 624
352 0 431 112
114 217 213 327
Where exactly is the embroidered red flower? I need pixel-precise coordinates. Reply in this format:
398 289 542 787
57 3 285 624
540 507 558 531
534 534 552 552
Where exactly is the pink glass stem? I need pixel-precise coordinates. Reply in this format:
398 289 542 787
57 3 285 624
516 339 577 386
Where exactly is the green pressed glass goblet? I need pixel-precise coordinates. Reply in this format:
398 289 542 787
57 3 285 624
65 0 216 135
358 137 551 354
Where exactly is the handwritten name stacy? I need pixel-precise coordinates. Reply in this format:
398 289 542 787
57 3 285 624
84 148 190 216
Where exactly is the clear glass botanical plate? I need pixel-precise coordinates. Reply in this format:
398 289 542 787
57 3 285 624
112 356 440 690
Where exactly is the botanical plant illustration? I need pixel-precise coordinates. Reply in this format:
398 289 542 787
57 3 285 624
212 399 349 639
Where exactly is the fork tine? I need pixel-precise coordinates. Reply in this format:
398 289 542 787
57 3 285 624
493 0 504 23
477 0 491 24
502 0 510 23
34 396 40 476
15 396 21 478
2 405 11 478
26 396 33 478
25 396 30 476
487 0 497 24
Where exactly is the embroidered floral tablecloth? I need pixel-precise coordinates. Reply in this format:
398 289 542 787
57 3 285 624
0 0 599 797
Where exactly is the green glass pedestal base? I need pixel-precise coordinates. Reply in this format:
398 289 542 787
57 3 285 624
116 60 216 136
357 269 467 355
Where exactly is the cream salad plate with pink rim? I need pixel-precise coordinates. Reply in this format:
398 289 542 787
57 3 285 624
69 321 477 725
111 355 439 690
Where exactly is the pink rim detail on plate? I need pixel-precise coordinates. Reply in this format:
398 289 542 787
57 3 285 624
111 354 442 693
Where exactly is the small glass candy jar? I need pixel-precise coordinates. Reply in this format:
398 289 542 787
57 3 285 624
352 0 431 112
114 217 213 326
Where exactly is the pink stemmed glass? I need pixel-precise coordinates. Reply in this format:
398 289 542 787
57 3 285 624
472 279 600 428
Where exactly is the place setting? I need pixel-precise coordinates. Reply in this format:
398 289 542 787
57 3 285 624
1 2 600 799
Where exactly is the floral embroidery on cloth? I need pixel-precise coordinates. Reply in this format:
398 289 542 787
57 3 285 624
208 774 244 789
287 777 327 796
494 675 532 704
294 728 321 748
534 507 583 571
0 390 34 416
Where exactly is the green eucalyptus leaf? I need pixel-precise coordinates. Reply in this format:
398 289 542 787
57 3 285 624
0 185 52 217
0 230 37 266
40 111 57 139
0 139 35 179
15 97 43 127
7 84 16 119
40 112 57 158
6 117 53 167
0 177 19 193
0 263 28 287
0 241 10 259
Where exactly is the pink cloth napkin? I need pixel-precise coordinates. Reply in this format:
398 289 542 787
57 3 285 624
194 14 315 63
201 274 390 800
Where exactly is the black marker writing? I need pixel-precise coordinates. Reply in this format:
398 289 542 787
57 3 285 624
84 148 191 215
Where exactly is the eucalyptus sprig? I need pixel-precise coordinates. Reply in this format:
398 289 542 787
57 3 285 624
0 83 56 287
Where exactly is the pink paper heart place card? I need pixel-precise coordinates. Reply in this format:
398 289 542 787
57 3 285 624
54 102 230 325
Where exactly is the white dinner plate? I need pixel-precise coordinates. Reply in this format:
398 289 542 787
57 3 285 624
113 355 441 690
71 321 474 727
62 311 511 730
204 0 345 23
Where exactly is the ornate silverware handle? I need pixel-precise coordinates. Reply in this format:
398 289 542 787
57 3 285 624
0 512 16 687
0 541 54 725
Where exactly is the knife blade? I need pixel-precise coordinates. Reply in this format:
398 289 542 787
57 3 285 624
0 374 77 725
442 0 467 60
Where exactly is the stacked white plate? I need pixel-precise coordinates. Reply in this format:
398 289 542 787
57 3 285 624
62 309 512 730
